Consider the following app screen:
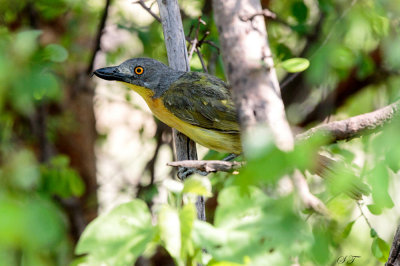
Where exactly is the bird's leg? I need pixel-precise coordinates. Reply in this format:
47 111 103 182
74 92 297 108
223 153 239 161
177 167 208 180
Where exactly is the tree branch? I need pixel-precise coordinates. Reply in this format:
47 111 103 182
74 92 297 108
213 0 294 152
296 99 400 142
167 99 400 175
167 160 243 173
87 0 112 75
387 223 400 266
156 0 205 221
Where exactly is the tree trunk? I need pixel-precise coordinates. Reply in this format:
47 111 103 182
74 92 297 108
212 0 294 151
157 0 205 221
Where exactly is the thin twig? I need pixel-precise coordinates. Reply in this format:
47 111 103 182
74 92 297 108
133 0 161 22
196 47 208 73
357 202 372 229
87 0 112 75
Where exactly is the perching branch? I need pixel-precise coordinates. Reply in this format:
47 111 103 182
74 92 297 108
167 160 243 173
168 99 400 174
296 99 400 142
156 0 205 221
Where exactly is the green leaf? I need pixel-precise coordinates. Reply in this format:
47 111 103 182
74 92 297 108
370 228 377 238
371 15 389 37
367 163 394 210
341 220 356 239
281 58 310 73
44 44 68 62
371 237 383 259
291 1 308 23
76 200 154 266
180 203 196 259
193 187 307 264
159 205 182 264
376 237 390 262
15 30 42 58
182 176 212 197
367 204 382 215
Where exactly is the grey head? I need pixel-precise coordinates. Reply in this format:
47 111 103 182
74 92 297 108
93 58 184 97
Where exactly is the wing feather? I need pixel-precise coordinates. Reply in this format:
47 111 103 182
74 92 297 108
162 72 239 133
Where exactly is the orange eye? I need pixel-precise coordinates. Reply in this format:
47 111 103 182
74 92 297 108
134 66 144 75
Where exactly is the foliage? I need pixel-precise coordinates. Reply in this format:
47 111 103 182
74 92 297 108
2 0 400 265
0 0 99 264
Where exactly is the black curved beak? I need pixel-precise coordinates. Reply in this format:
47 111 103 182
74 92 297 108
93 66 126 82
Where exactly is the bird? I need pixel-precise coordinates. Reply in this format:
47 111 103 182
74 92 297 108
94 57 242 154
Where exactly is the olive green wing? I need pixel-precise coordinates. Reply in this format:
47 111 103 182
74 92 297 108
162 72 239 133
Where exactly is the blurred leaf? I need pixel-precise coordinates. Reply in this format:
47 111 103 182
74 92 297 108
76 200 154 265
367 204 382 215
183 176 212 197
159 205 182 265
367 163 394 210
371 237 390 262
1 150 39 190
275 43 293 61
0 195 66 249
281 58 310 73
291 1 308 24
370 15 389 37
371 237 383 259
310 226 332 265
357 53 375 79
44 44 68 62
193 187 307 264
15 30 42 58
383 36 400 70
341 220 356 239
40 155 85 198
180 203 196 259
329 46 355 71
370 228 377 238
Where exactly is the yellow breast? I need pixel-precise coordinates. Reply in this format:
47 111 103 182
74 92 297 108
122 82 242 154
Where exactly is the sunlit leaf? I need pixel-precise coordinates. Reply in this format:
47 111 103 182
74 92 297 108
281 58 310 73
180 203 196 258
182 176 212 197
44 44 69 62
159 205 182 264
341 220 356 239
76 200 154 266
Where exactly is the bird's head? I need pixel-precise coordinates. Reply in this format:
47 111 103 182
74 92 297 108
93 58 181 96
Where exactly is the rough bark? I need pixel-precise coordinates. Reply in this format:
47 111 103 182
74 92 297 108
156 0 205 221
387 224 400 266
296 99 400 142
212 0 294 152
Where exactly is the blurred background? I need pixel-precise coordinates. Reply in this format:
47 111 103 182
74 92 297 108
1 0 400 265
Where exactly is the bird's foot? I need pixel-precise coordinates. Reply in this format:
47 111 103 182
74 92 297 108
177 167 208 180
223 153 239 161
